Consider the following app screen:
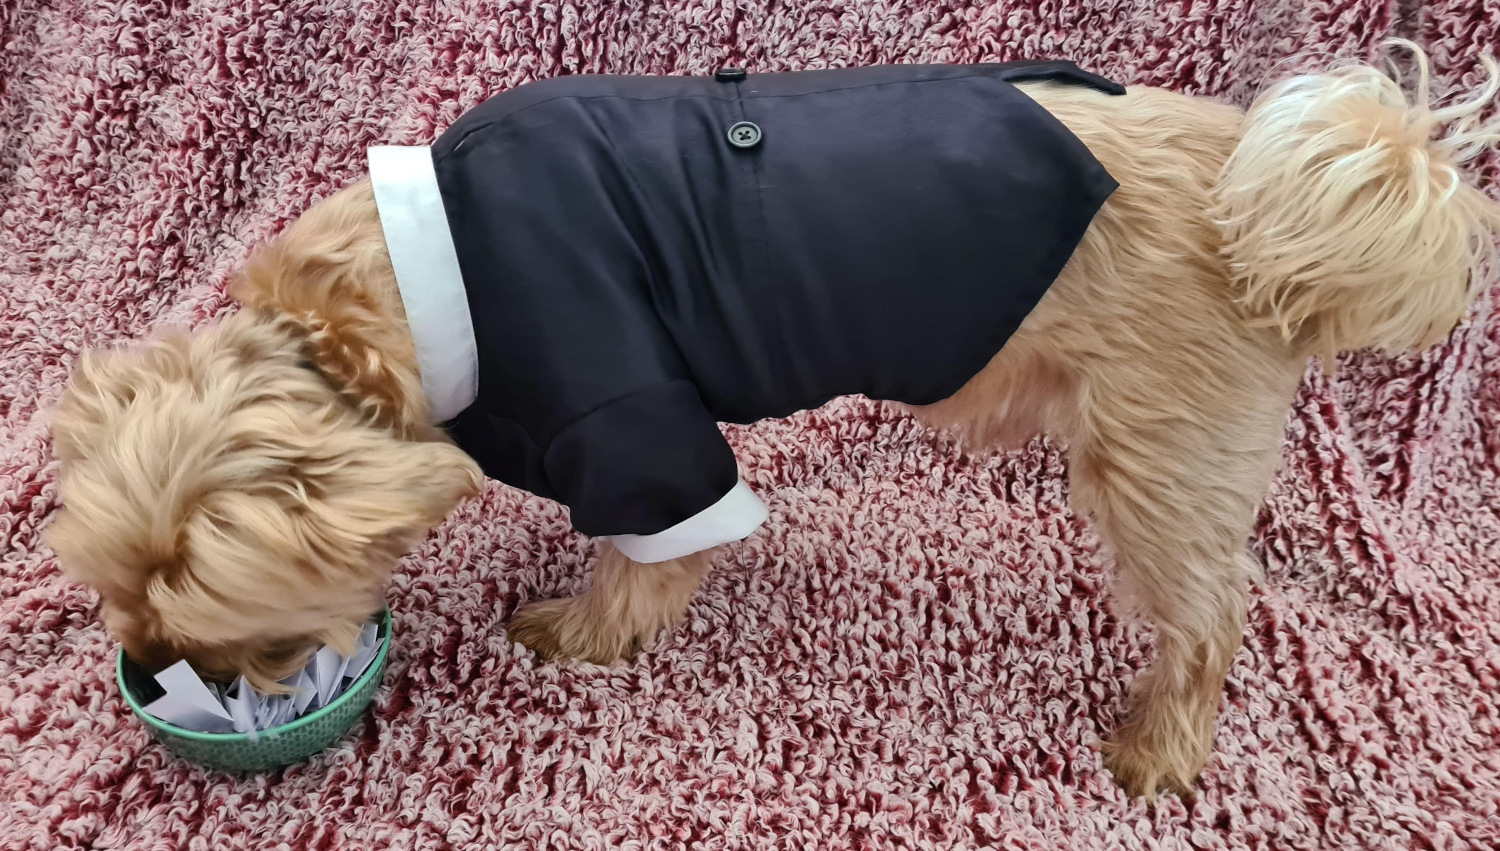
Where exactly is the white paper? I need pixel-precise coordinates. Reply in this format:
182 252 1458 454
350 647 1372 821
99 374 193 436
254 692 293 730
343 622 381 684
141 692 238 734
137 618 382 734
154 660 234 717
289 670 317 714
273 695 297 726
224 676 261 740
308 645 346 710
142 660 237 733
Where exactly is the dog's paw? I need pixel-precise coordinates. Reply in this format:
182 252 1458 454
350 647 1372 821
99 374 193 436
507 597 643 665
507 599 574 661
1101 722 1208 799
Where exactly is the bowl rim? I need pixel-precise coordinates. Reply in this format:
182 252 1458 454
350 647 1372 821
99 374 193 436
115 606 393 743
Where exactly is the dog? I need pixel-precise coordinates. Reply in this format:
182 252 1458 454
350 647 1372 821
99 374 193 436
46 42 1500 797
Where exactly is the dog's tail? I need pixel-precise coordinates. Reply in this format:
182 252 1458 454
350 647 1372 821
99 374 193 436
1213 40 1500 370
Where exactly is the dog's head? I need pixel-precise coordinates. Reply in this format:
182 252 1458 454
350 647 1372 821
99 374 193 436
48 182 482 688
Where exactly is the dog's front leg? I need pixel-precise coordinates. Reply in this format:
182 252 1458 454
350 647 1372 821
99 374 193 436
508 543 715 664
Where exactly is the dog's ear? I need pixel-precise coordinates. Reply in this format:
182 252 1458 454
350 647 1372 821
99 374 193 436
258 430 484 572
51 345 159 463
233 180 431 439
48 340 190 591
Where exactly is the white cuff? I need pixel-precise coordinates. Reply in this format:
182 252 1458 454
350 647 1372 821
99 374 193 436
368 145 480 424
608 479 769 563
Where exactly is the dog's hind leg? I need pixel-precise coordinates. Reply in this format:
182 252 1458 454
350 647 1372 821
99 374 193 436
1069 367 1294 797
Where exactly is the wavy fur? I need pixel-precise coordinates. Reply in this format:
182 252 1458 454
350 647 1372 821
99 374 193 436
1215 39 1500 369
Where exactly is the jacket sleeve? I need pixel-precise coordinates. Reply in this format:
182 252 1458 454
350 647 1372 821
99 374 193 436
542 379 768 562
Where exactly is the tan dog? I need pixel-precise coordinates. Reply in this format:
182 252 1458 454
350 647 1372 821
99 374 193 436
47 44 1500 796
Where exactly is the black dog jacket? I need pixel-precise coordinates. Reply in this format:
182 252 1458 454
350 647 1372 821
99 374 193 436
368 61 1124 561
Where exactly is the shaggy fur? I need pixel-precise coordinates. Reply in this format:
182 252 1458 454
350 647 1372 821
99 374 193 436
43 42 1500 802
47 304 482 685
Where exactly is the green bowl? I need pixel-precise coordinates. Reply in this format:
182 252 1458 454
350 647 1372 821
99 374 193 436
117 608 392 772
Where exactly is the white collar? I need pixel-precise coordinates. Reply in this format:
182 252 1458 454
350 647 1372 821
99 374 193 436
367 145 480 424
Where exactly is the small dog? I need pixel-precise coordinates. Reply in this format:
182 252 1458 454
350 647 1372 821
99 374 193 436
47 43 1500 797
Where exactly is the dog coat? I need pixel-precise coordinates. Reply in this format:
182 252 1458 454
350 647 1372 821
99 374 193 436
368 61 1124 562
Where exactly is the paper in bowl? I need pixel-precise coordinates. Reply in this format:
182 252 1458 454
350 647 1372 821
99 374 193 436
116 608 392 772
140 620 382 737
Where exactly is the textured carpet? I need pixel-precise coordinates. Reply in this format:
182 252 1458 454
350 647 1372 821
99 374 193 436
3 1 1500 848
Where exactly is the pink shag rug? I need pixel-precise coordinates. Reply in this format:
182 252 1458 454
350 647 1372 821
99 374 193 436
4 1 1500 848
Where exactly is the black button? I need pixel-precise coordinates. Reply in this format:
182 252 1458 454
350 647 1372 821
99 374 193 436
715 67 747 82
726 121 762 149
